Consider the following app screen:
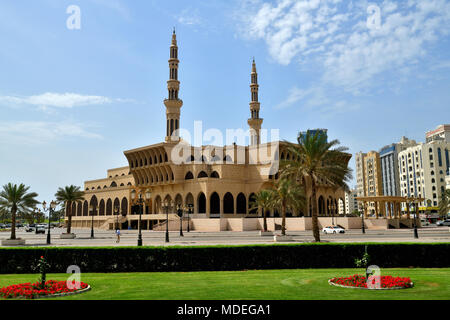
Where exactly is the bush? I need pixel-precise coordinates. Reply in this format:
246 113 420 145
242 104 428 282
0 243 448 274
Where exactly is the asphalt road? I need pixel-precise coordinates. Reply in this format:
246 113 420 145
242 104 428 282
1 226 449 247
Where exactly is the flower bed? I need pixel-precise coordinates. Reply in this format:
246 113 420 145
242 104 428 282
0 280 90 299
329 275 414 290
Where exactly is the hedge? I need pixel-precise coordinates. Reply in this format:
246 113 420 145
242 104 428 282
0 243 449 274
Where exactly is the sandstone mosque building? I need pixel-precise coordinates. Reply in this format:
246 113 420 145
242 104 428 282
68 31 352 232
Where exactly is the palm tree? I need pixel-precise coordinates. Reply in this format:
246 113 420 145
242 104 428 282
0 183 39 240
55 186 85 235
249 189 275 232
438 189 450 221
271 178 306 236
281 131 352 242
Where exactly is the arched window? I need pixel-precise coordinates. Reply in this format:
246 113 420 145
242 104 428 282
110 181 117 188
223 193 234 214
121 198 128 216
114 198 120 215
211 171 220 179
198 193 206 214
198 171 208 178
106 199 112 216
99 199 105 216
237 193 247 214
185 172 194 180
83 201 88 216
224 155 233 163
210 192 220 214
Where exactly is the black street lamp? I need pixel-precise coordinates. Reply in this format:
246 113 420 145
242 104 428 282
131 189 152 247
88 203 96 239
42 201 57 245
114 205 120 230
162 199 172 243
177 205 184 237
361 205 366 234
412 202 419 239
187 204 193 233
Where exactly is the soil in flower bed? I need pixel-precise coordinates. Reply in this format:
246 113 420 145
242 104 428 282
0 280 89 299
329 275 413 290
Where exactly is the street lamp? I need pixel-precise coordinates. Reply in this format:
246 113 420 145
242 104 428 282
187 204 193 233
177 205 184 237
88 203 96 239
131 189 152 247
361 205 366 234
114 205 120 230
412 202 419 239
42 201 57 245
162 199 172 243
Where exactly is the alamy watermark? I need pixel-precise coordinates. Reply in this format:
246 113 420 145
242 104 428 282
66 5 81 30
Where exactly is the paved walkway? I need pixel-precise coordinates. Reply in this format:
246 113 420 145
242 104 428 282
1 227 449 247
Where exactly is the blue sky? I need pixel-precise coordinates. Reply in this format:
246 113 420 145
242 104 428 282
0 0 449 205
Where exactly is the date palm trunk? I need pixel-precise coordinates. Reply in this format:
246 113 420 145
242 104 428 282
281 201 286 236
263 207 268 232
10 206 16 240
66 201 72 235
310 178 320 242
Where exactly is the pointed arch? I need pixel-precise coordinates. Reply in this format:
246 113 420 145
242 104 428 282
223 193 234 214
237 193 247 214
106 199 112 216
99 199 105 216
210 192 220 214
198 192 206 214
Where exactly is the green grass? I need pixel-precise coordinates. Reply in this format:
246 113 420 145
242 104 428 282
0 268 449 300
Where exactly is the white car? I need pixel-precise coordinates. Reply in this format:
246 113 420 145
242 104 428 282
322 226 345 234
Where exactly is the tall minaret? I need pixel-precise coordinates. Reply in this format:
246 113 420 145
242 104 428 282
248 59 263 145
164 29 183 142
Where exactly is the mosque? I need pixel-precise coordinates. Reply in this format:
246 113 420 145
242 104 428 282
67 31 351 232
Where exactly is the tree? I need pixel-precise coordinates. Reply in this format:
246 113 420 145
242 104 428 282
0 183 39 240
281 131 352 242
271 178 306 236
55 186 85 235
249 189 275 232
438 189 450 220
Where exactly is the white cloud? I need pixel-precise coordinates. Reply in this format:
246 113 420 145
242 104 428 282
176 7 203 26
0 121 102 145
0 92 121 110
239 0 450 94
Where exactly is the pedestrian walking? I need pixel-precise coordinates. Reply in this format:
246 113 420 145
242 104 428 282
116 229 121 243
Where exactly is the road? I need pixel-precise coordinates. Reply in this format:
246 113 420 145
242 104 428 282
1 227 449 247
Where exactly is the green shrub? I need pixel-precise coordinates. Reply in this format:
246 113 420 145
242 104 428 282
0 243 448 274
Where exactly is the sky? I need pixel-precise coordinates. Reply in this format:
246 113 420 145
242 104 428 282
0 0 450 206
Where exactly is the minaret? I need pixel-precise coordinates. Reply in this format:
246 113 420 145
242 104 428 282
248 59 263 145
164 29 183 142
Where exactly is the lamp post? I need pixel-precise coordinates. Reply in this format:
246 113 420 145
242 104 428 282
162 199 172 243
177 205 184 237
361 204 366 234
131 189 152 247
42 201 57 245
187 204 193 233
413 202 419 239
89 203 96 239
114 205 120 230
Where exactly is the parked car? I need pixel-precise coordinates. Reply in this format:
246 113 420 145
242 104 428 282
420 218 430 226
16 223 23 228
25 224 36 232
35 225 46 234
437 220 450 226
0 224 6 229
322 226 345 234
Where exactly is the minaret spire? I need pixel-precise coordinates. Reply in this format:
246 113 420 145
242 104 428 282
164 29 183 142
248 59 263 146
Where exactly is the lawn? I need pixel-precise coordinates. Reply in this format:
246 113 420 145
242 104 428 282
0 269 449 300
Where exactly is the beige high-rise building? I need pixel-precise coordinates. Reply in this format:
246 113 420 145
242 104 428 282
66 31 350 231
355 151 383 214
